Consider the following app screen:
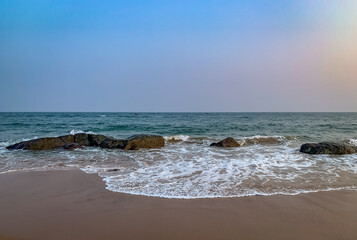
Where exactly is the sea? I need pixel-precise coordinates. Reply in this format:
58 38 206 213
1 112 357 199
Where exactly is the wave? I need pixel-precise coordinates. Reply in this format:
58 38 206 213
0 141 11 147
69 129 95 135
102 176 357 199
164 135 191 142
162 135 299 146
239 135 297 146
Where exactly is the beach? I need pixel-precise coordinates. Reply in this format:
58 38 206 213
2 0 357 238
1 170 357 240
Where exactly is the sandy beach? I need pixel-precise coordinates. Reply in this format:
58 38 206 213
0 170 356 240
2 0 357 238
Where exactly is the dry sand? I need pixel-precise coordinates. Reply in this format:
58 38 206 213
0 170 357 240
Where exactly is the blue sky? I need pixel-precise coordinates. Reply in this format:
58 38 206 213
1 0 357 111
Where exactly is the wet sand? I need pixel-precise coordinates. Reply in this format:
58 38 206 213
0 170 357 240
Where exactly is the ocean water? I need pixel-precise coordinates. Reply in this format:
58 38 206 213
1 112 357 198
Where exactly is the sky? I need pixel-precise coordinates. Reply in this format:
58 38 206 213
1 0 357 112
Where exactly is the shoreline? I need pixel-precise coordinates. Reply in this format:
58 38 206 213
3 168 357 200
1 170 357 240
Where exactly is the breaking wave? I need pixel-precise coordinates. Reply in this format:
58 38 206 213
70 129 95 135
164 135 191 142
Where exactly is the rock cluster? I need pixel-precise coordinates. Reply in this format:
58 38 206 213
6 133 164 151
6 133 357 156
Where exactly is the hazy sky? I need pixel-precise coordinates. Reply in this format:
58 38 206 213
1 0 357 112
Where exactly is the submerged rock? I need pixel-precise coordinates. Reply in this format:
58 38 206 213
210 137 241 148
106 168 119 172
300 142 357 155
63 143 82 151
243 137 282 145
124 135 165 150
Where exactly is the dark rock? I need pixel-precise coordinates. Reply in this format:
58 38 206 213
6 137 65 150
88 134 107 146
99 135 164 150
59 135 75 144
61 133 107 146
63 143 82 151
124 135 165 150
210 137 240 148
300 142 357 155
74 133 90 146
99 138 127 149
6 142 25 150
7 133 165 151
107 169 119 172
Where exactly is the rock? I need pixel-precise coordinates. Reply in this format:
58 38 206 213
59 135 75 144
98 135 165 150
210 137 241 148
88 134 107 146
244 137 281 145
99 138 127 149
300 142 357 155
6 137 65 150
124 135 165 150
6 142 24 150
7 133 165 151
63 143 82 151
6 133 107 150
106 169 119 172
73 133 90 146
61 133 107 146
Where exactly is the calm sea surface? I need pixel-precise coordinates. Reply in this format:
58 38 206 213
1 112 357 198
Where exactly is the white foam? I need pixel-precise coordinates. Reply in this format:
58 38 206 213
243 135 282 139
21 136 39 141
103 183 357 199
164 135 190 142
2 136 357 199
0 169 23 174
70 129 94 135
0 141 10 147
81 166 107 174
87 142 357 199
349 139 357 146
0 167 70 175
242 135 297 142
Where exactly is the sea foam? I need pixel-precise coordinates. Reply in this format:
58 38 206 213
164 135 190 142
70 129 95 135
